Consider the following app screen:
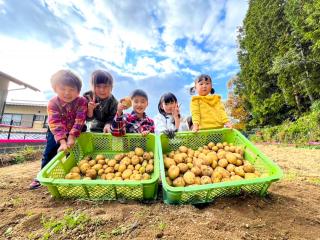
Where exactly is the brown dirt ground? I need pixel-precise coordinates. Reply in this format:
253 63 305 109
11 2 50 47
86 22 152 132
0 144 319 240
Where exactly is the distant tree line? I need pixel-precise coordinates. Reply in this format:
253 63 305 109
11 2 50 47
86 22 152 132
231 0 320 129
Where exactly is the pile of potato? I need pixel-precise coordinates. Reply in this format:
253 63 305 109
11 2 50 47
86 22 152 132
163 142 265 187
65 147 154 181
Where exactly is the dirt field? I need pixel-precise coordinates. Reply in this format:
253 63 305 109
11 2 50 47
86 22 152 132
0 144 319 240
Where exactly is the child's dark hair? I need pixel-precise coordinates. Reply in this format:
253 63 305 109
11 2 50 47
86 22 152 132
131 89 148 100
189 74 215 95
91 70 113 87
51 69 82 92
158 92 177 117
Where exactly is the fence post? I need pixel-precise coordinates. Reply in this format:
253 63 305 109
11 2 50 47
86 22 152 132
8 119 13 139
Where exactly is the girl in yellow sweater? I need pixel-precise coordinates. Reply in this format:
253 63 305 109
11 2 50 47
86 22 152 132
190 74 232 132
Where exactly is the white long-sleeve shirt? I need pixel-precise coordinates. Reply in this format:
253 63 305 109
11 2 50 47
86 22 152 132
154 113 189 134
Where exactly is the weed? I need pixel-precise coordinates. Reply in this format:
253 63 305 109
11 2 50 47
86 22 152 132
158 221 167 231
41 211 90 239
98 232 111 239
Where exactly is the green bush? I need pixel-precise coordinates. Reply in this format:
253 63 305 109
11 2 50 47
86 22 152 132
249 101 320 144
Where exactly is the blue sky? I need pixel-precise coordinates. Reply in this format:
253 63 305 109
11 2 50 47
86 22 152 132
0 0 248 117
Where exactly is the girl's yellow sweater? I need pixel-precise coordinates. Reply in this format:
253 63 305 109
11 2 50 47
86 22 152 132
190 95 229 129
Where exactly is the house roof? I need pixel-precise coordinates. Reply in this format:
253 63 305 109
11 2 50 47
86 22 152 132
6 100 47 107
0 71 40 92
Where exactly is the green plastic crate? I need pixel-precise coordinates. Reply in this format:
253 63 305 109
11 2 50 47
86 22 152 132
37 132 159 201
158 128 283 204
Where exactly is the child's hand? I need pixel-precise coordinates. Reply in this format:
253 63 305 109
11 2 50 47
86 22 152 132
225 122 233 128
67 135 75 149
141 130 149 137
58 139 68 152
88 95 99 112
117 101 129 115
103 124 111 133
192 124 199 132
172 103 180 120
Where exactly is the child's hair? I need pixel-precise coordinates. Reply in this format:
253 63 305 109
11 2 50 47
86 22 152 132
158 92 178 117
91 70 113 87
189 74 215 95
130 89 148 101
51 69 82 92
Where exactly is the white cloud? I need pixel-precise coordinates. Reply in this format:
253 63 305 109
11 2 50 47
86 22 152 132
0 35 78 92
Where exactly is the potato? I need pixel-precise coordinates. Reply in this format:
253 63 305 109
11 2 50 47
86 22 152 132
86 169 97 179
65 172 81 180
98 169 105 176
212 177 221 183
187 149 195 157
234 166 245 177
212 171 223 180
202 156 213 166
127 151 135 158
84 156 92 161
97 159 106 165
224 146 230 152
201 165 213 176
217 151 226 159
78 159 88 167
122 169 133 179
105 167 114 173
131 173 142 180
88 159 97 167
164 158 176 169
235 159 243 166
183 171 195 185
114 176 123 181
105 173 115 180
187 162 193 169
208 142 215 149
145 164 154 173
207 152 218 162
115 172 122 177
244 173 257 179
70 166 80 174
166 176 173 186
194 176 201 185
121 157 131 166
211 160 218 169
80 163 90 174
149 152 154 158
194 150 200 157
218 159 228 168
127 164 135 171
168 165 180 180
221 177 231 182
193 158 202 168
229 146 236 153
114 163 120 171
92 164 103 171
230 175 243 181
177 163 188 173
142 152 151 160
216 143 224 149
108 159 116 167
142 173 151 180
178 146 188 153
174 154 184 164
226 164 236 173
243 164 255 173
200 176 212 185
225 153 237 165
139 166 146 174
198 153 206 160
135 164 142 171
233 153 243 160
131 156 140 165
135 147 144 156
173 177 185 187
83 176 92 180
212 146 219 152
118 164 126 173
191 166 202 176
95 154 105 160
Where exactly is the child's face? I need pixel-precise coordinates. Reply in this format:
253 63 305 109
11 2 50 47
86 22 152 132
195 79 212 96
55 84 79 103
162 101 177 114
132 96 148 115
94 84 112 99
